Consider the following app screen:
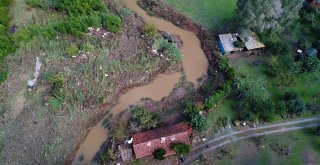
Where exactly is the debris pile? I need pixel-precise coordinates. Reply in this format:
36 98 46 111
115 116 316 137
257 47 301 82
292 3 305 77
27 57 42 91
87 27 110 38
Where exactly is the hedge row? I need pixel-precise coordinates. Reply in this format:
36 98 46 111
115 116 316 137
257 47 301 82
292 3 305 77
204 80 232 110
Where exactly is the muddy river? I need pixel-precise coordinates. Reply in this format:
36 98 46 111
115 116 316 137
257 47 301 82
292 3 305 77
71 0 208 164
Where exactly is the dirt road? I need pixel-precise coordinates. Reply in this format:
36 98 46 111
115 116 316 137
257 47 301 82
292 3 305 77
185 116 320 164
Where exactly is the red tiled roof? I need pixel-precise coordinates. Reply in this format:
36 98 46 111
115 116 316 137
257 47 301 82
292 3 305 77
132 123 192 159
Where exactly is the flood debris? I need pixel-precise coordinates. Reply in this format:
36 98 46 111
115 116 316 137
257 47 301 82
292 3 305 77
27 57 42 91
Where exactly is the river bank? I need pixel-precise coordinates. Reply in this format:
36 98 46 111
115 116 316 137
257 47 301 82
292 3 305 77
67 0 211 164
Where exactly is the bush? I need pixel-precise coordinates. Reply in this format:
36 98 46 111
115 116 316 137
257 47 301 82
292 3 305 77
301 56 320 73
204 81 232 110
252 98 275 122
153 39 182 61
132 107 162 129
101 13 122 33
153 148 166 160
283 91 306 116
171 142 190 155
276 101 287 116
218 57 229 71
48 97 63 111
184 101 202 117
66 44 79 57
286 99 306 116
190 114 208 132
81 42 95 53
143 24 157 37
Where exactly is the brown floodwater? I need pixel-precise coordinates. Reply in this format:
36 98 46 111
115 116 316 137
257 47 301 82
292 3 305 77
71 0 208 164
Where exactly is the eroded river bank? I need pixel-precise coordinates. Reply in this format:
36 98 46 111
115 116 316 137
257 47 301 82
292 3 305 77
71 0 209 164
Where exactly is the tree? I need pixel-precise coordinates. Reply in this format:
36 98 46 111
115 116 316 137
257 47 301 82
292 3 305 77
286 99 306 116
283 91 306 116
236 0 303 32
252 98 276 122
153 148 166 160
189 114 208 132
171 142 191 155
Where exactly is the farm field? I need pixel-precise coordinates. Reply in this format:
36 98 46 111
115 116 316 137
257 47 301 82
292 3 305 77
165 0 237 29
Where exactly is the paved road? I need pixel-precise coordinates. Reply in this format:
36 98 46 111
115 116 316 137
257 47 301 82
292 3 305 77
184 116 320 164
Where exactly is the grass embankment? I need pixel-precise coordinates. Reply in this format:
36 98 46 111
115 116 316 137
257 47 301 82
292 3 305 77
165 0 236 29
210 128 320 165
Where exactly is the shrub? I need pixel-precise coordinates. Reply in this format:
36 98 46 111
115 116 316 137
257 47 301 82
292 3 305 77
153 148 166 160
283 91 306 116
171 142 190 155
190 114 208 132
301 56 320 73
48 97 63 111
204 81 232 110
101 13 122 33
286 99 306 116
252 98 276 122
132 107 162 129
184 101 202 117
153 39 182 61
143 24 157 37
218 57 229 71
66 44 79 57
276 101 287 116
81 42 95 52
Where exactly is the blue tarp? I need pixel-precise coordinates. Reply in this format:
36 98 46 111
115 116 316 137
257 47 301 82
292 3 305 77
218 39 225 55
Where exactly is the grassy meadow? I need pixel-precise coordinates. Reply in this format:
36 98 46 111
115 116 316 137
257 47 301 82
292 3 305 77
165 0 237 29
207 128 320 165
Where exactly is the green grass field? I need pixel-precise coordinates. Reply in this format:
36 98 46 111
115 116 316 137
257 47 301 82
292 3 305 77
165 0 237 29
229 56 320 105
212 129 320 165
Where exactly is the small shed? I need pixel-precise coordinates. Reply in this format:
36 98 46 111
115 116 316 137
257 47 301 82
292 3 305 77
118 144 134 161
306 48 318 57
240 32 265 50
218 32 265 55
218 33 242 55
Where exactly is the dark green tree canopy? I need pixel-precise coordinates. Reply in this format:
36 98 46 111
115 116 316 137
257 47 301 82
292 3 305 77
236 0 303 32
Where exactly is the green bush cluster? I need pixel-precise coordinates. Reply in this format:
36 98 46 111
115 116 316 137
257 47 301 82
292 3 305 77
45 72 65 110
153 148 166 160
282 91 306 116
171 142 190 155
131 107 163 130
204 81 232 110
143 24 157 37
218 57 235 79
184 101 208 132
153 39 182 61
66 44 79 57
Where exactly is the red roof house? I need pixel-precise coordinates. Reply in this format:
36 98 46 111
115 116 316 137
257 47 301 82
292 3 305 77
132 123 192 159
